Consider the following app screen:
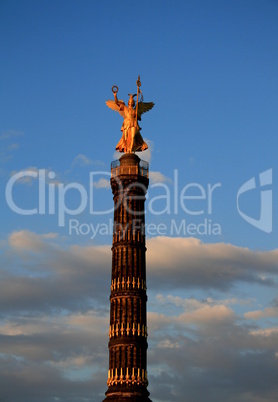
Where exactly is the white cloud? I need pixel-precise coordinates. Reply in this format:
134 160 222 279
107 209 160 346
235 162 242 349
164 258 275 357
149 171 171 183
1 230 111 313
156 339 180 349
41 232 58 239
9 167 61 186
0 133 22 164
10 166 39 184
178 303 235 324
112 150 121 160
1 231 278 402
93 177 110 189
9 230 49 252
150 296 235 326
136 138 153 163
72 154 93 167
245 307 278 320
147 294 278 402
249 328 278 337
147 236 278 289
6 143 19 150
162 294 253 308
0 130 24 140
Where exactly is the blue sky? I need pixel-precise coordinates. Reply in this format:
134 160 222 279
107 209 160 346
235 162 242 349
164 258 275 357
0 1 278 402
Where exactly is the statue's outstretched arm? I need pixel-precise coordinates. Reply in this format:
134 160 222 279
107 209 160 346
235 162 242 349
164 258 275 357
113 91 119 105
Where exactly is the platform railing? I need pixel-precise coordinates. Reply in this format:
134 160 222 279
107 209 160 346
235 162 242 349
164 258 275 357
111 159 149 178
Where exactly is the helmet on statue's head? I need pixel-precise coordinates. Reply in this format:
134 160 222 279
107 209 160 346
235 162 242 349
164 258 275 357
128 93 136 107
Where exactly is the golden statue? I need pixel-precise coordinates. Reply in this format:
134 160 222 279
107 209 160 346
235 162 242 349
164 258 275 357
106 76 154 153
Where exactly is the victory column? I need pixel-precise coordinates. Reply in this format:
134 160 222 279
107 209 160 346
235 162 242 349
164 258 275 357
103 77 154 402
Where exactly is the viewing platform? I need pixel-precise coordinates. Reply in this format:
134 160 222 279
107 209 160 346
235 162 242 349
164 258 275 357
111 154 149 179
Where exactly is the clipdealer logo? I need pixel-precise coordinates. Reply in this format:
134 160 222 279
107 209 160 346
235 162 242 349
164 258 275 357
4 168 273 235
4 169 222 236
237 169 272 233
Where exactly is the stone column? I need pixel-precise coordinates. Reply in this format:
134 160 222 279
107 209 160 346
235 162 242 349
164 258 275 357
103 153 152 402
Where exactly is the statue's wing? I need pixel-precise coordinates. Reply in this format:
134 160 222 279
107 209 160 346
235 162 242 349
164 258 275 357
137 102 155 121
105 100 125 118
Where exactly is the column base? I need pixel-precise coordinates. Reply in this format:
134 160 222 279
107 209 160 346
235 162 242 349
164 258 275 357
103 385 152 402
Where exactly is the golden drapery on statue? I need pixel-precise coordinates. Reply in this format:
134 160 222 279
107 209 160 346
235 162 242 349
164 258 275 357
106 76 154 153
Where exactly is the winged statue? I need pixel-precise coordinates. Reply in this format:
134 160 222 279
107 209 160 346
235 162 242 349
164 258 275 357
106 76 154 153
